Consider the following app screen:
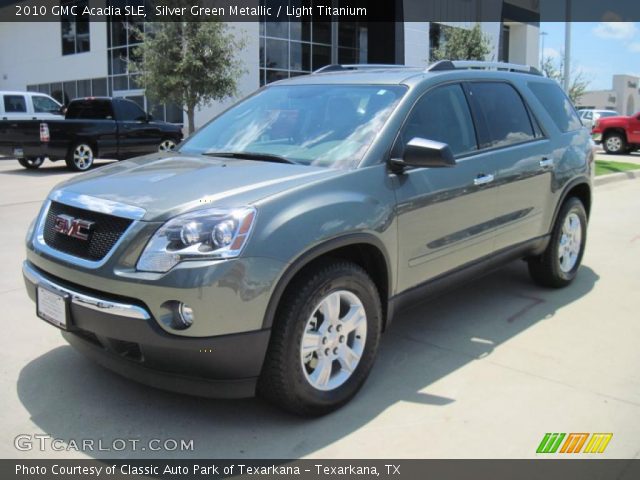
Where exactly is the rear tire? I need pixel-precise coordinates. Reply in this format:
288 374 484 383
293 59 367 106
18 157 44 169
528 197 587 288
66 142 95 171
258 260 382 416
158 139 177 152
603 132 626 154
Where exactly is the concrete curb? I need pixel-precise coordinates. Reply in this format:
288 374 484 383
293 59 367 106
594 170 640 187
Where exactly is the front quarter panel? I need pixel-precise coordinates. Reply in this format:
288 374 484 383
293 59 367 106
247 164 398 292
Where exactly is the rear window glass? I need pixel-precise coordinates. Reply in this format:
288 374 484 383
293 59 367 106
466 82 535 149
528 82 582 133
3 95 27 113
66 100 113 119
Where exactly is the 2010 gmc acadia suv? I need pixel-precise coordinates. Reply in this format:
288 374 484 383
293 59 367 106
23 61 594 416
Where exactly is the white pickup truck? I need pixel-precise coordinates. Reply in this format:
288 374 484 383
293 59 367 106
0 91 64 121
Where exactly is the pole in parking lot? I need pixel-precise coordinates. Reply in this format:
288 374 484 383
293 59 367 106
540 31 547 70
563 0 572 92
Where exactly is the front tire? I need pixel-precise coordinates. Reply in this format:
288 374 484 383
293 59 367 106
18 157 44 169
258 261 382 416
528 197 587 288
603 132 626 154
66 142 95 171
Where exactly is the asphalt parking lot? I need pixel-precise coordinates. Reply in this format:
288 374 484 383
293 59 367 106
1 156 639 459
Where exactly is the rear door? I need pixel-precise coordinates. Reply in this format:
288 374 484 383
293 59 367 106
393 83 502 292
113 98 161 157
464 81 554 251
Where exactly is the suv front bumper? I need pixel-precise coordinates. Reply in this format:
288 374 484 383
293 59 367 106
23 261 270 398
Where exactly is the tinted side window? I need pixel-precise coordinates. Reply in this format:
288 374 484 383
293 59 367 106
33 96 61 113
115 99 147 121
466 82 535 149
528 81 581 133
3 95 27 113
66 100 113 119
401 84 477 156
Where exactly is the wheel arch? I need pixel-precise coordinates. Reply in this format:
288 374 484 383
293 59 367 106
262 234 393 332
602 127 628 142
551 178 592 230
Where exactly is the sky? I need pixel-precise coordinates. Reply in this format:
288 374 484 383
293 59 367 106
540 22 640 91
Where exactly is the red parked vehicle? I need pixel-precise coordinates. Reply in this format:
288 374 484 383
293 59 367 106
592 112 640 154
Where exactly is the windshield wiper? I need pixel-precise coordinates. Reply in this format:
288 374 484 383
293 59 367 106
202 151 298 165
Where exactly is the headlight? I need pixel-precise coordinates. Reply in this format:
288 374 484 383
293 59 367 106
137 207 256 273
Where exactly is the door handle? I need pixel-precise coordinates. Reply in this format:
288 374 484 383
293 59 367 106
539 157 554 169
473 173 495 186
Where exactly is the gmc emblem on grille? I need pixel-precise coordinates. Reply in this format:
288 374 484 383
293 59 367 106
53 214 94 241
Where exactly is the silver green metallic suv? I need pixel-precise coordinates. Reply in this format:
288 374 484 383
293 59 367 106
23 61 594 415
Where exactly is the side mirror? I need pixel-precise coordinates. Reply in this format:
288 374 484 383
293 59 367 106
391 137 456 171
59 106 67 115
146 113 154 122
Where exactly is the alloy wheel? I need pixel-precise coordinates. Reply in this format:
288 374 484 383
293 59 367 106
73 144 94 170
300 290 367 391
558 212 582 273
159 139 176 152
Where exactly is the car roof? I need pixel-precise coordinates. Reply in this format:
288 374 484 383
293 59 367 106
0 90 54 96
269 63 549 88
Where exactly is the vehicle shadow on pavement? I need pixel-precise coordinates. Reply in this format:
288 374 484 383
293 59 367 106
16 262 599 459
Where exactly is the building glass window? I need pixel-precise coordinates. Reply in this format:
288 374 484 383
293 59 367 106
27 77 109 106
61 0 90 55
107 17 145 94
259 0 368 86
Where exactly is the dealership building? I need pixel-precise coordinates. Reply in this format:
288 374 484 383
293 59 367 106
578 74 640 116
0 0 540 129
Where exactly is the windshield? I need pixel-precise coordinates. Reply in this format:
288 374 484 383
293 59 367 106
179 84 406 168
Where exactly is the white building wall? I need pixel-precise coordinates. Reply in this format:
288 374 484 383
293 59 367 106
580 75 640 114
403 22 430 67
193 22 260 130
0 21 107 90
507 23 539 66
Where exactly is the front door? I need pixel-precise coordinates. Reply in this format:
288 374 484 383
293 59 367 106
393 83 501 293
628 113 640 144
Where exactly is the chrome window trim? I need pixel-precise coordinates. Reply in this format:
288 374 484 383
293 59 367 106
33 198 140 269
23 261 150 320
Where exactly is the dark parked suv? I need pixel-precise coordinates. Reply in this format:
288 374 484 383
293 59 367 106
23 61 593 415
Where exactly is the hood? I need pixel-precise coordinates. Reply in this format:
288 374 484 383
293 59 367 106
50 153 341 221
597 115 629 124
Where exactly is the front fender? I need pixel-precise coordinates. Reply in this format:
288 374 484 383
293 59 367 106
245 164 398 327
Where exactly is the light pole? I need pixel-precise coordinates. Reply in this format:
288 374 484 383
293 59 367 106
564 0 572 91
540 31 548 70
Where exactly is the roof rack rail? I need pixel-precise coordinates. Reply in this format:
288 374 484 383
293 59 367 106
313 64 410 74
427 60 542 76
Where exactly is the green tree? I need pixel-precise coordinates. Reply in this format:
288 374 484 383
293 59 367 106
129 21 244 134
541 55 590 105
431 24 492 61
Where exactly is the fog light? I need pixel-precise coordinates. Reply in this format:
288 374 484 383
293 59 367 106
176 303 195 329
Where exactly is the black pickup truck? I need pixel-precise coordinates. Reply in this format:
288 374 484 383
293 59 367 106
0 97 183 171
